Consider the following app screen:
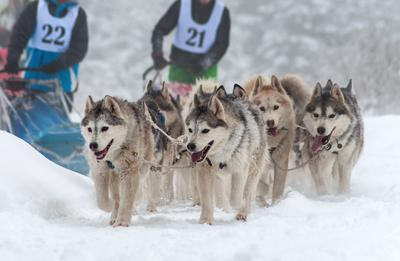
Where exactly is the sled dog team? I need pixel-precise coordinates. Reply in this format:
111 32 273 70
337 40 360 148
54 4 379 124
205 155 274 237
81 75 364 227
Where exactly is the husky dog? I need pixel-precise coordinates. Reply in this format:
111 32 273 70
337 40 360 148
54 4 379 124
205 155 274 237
143 81 185 203
302 80 363 194
243 75 310 207
185 82 268 224
81 95 163 226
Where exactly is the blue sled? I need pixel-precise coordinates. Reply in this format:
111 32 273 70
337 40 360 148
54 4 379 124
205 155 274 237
0 78 89 175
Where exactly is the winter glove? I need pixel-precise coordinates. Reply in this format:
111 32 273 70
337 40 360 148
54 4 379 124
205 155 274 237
40 61 61 74
4 60 19 74
151 52 168 70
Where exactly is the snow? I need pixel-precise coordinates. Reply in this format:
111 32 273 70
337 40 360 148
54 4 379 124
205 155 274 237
1 116 400 261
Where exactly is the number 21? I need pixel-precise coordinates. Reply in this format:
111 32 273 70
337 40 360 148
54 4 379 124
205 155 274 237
185 28 205 48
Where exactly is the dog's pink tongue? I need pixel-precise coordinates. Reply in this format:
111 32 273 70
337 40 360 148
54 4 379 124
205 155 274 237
191 151 203 163
268 128 277 136
312 136 324 153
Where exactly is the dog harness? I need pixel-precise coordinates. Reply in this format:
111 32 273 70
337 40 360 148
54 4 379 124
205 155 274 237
173 0 224 54
28 0 79 52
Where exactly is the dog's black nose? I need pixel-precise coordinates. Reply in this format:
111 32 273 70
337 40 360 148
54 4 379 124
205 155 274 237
89 142 98 151
317 127 326 135
267 120 275 128
187 143 196 152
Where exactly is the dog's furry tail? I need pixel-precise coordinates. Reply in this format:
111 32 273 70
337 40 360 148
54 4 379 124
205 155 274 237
280 74 311 124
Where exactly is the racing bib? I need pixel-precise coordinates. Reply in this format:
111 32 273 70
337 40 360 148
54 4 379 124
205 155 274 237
28 0 79 53
173 0 224 54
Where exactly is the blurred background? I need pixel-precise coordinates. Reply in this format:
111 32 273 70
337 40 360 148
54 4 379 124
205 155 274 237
80 0 400 114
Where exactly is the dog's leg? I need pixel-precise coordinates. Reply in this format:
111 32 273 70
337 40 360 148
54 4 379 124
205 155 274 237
197 167 214 225
92 165 113 212
109 171 120 225
191 169 200 206
113 169 139 227
309 159 328 195
147 172 161 212
230 168 248 209
272 153 289 204
236 167 262 221
215 173 229 211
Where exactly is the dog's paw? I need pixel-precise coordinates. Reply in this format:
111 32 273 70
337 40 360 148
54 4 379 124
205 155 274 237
235 212 247 222
112 218 130 227
199 217 213 225
147 206 157 213
109 217 116 225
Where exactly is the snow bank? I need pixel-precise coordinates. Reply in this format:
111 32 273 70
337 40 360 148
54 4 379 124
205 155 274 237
0 117 400 261
0 131 95 217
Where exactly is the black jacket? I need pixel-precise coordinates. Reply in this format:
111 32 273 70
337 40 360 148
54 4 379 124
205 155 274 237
151 0 230 72
7 0 88 71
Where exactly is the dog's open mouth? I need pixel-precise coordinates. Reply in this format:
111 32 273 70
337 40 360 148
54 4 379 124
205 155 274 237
94 139 114 160
311 128 336 154
267 127 278 136
190 140 214 164
311 136 329 153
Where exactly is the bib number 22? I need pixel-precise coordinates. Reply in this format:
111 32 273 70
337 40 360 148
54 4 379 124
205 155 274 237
185 28 205 48
41 24 66 46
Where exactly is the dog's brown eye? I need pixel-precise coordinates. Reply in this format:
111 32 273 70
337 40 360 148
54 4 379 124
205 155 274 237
328 114 336 119
201 129 210 134
273 105 279 110
101 127 109 132
87 127 92 133
188 128 193 133
259 106 265 112
313 113 319 118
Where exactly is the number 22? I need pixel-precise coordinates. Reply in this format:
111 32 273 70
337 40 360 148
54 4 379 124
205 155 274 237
42 24 66 46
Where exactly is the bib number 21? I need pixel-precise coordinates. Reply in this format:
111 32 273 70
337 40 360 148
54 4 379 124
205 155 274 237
185 28 205 48
41 24 66 46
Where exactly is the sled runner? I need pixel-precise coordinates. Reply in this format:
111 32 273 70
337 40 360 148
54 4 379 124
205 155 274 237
0 75 89 175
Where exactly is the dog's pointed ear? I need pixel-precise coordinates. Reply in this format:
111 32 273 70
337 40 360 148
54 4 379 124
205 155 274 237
253 75 263 96
233 84 247 99
198 85 205 96
161 81 171 101
209 95 225 121
312 82 323 98
145 80 153 94
331 84 345 104
104 95 124 118
271 75 287 95
216 85 227 98
84 96 95 114
194 94 200 108
346 79 354 95
142 101 152 120
326 79 333 88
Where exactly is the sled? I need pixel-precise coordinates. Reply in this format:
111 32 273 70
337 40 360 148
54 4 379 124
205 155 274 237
0 77 89 175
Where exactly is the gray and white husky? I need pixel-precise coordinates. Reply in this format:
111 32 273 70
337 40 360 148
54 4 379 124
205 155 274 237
185 83 269 224
81 95 164 226
302 80 364 194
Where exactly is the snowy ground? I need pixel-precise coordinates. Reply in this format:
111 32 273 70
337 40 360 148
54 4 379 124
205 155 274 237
0 116 400 261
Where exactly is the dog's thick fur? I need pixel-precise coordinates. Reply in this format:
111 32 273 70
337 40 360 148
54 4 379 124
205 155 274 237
302 80 364 194
185 81 268 224
243 75 310 207
81 95 161 226
142 81 185 203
